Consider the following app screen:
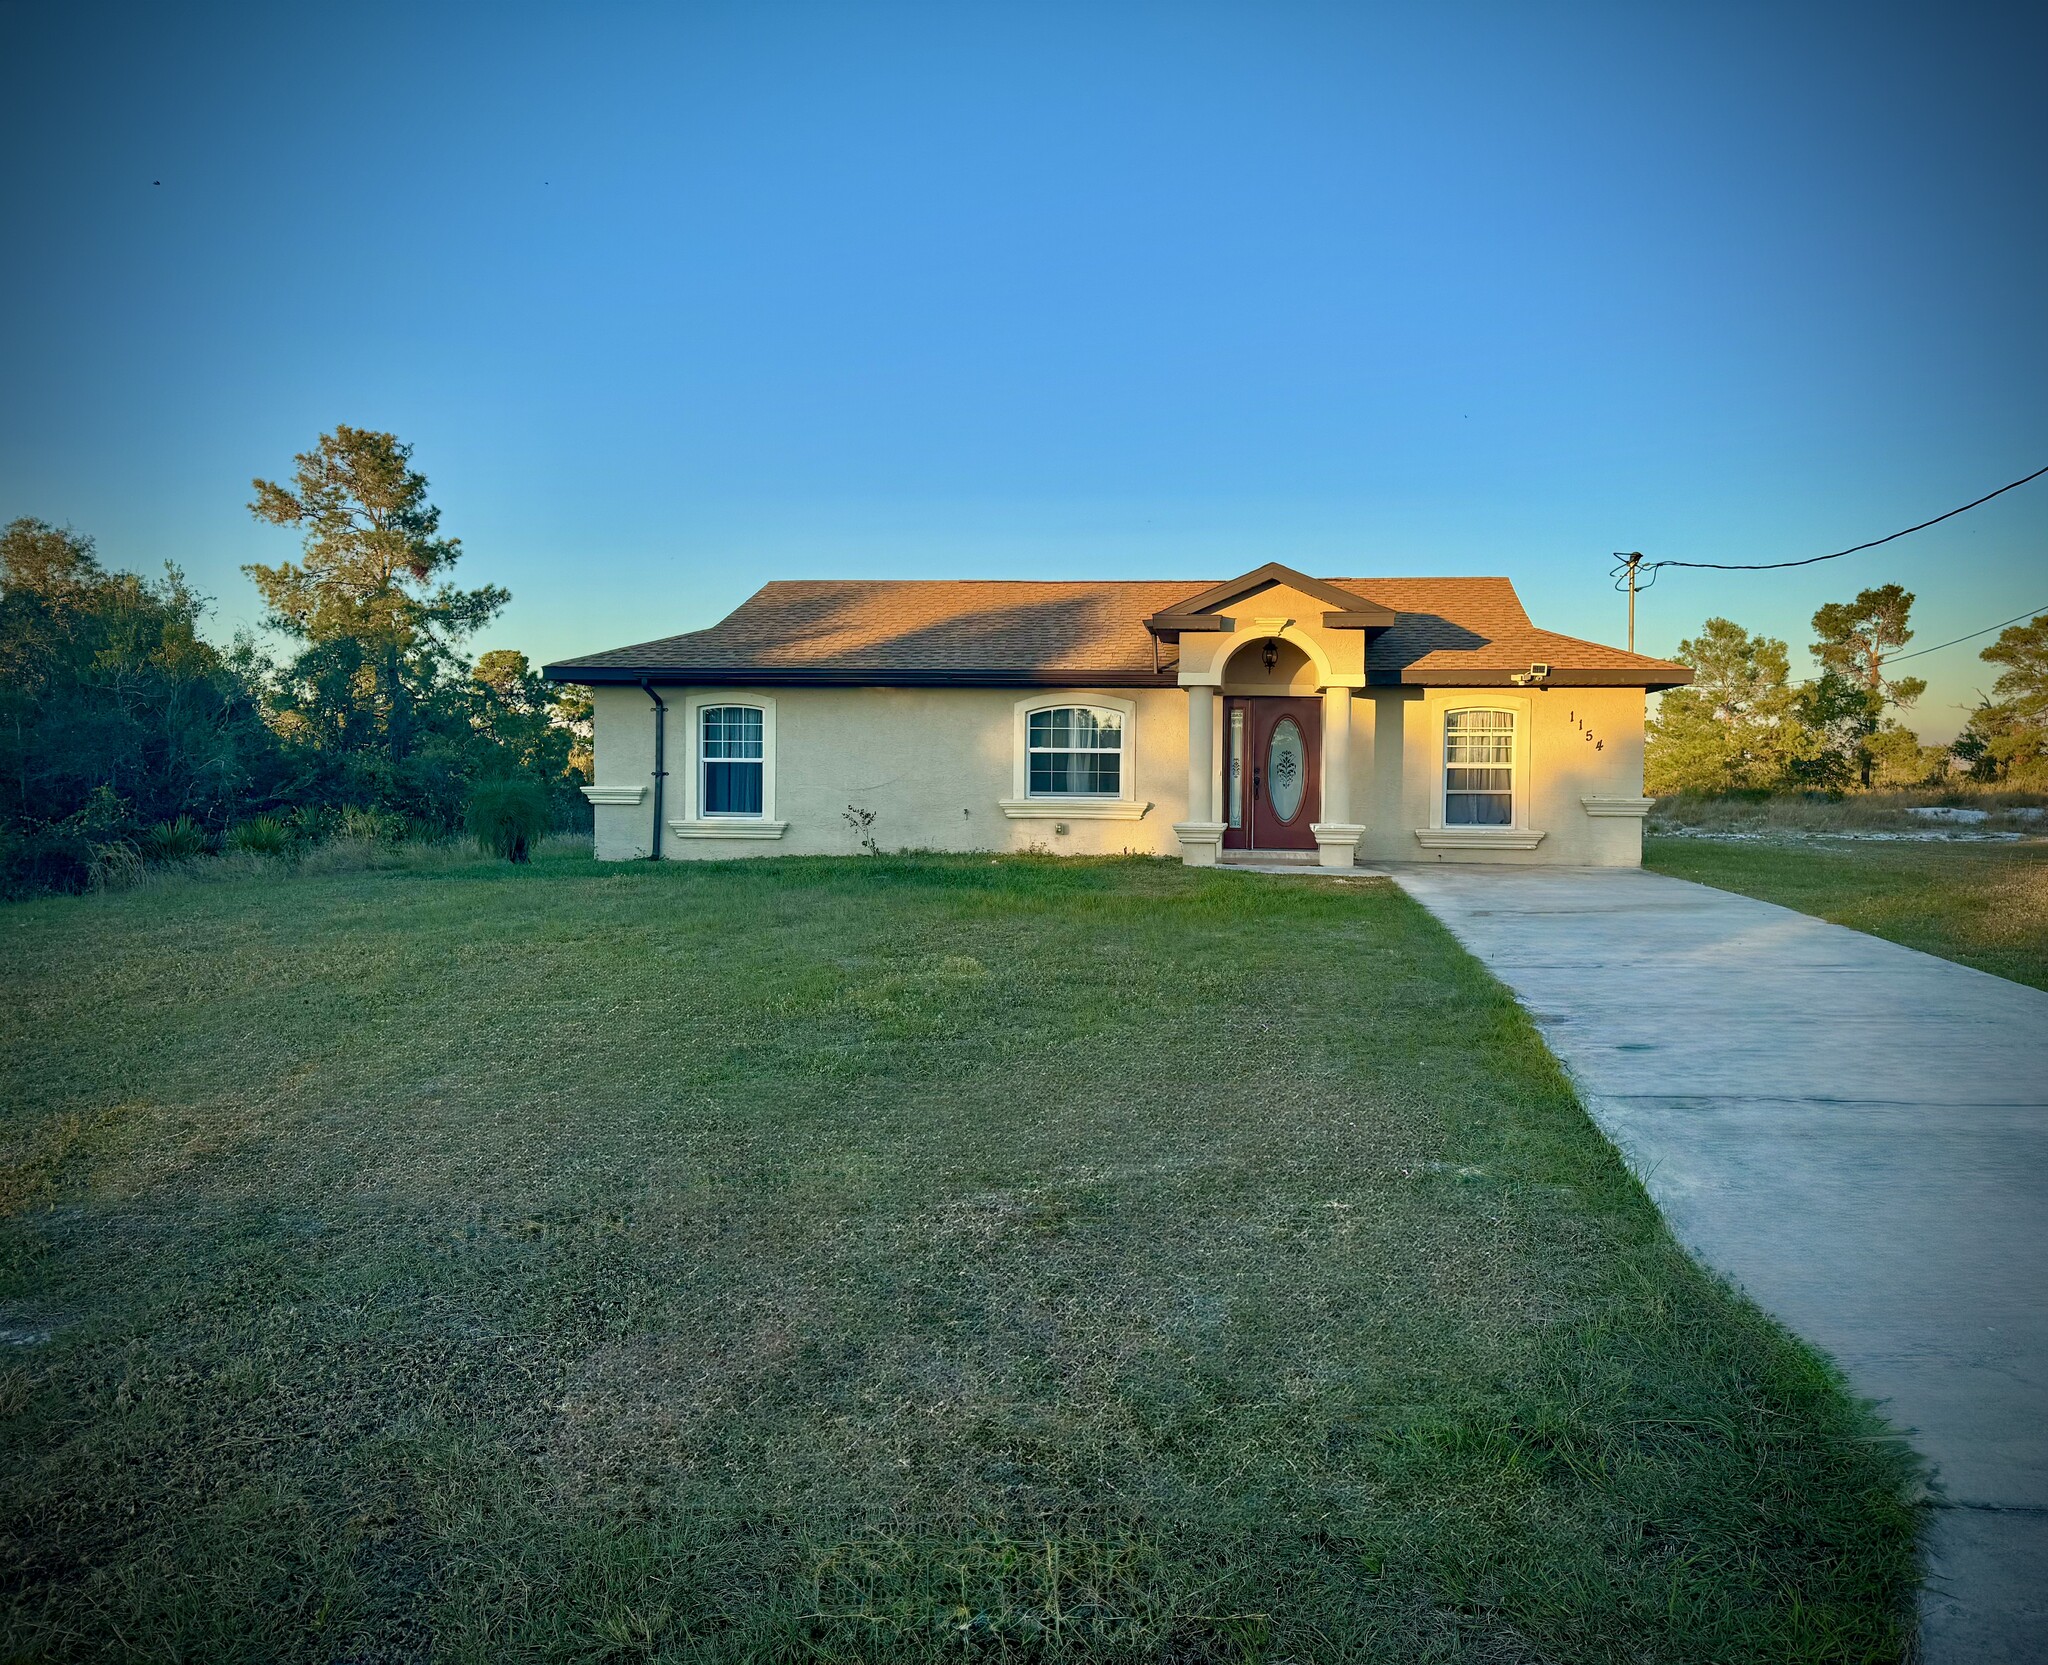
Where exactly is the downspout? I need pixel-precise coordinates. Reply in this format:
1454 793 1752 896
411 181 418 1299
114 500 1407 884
640 681 668 861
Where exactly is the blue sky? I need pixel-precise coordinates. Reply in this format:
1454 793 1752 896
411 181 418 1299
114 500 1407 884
4 1 2043 739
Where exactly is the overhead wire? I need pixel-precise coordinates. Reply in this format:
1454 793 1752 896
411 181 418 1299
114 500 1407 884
1610 462 2048 594
1879 603 2048 666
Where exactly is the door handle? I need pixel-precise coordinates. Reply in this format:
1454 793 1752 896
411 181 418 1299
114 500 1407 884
1252 768 1262 801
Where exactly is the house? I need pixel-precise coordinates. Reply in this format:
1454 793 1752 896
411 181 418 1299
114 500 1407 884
543 563 1691 867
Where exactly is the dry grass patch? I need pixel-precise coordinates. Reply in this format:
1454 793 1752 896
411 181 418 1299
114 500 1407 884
1649 787 2048 838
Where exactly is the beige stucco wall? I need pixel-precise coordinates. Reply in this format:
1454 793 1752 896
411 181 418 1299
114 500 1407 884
587 671 1650 866
1357 684 1648 866
589 683 1192 860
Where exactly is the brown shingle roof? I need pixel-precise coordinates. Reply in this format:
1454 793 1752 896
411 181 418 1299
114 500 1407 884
544 577 1691 689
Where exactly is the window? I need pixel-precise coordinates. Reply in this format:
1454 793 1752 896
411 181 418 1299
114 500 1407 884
700 704 764 816
1444 708 1514 826
1026 706 1123 796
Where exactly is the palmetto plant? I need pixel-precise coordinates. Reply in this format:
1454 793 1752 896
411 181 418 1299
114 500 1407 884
141 816 209 863
229 815 294 856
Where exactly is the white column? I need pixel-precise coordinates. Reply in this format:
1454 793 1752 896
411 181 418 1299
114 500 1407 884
1313 684 1364 869
1173 685 1225 866
1187 686 1214 823
1321 684 1350 825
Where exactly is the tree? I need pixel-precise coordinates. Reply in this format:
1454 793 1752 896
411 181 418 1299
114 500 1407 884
1787 669 1881 791
1 518 284 892
1865 720 1946 787
1810 584 1928 786
1955 613 2048 784
247 427 507 802
464 649 590 813
0 517 103 599
1645 618 1819 793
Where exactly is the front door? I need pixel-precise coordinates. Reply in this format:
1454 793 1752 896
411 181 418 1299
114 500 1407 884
1222 696 1321 851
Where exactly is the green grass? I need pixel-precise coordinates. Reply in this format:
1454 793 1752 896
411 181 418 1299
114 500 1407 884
1 850 1920 1662
1645 836 2048 991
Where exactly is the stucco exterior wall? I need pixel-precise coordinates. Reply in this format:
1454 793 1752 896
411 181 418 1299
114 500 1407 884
587 675 1650 865
589 683 1192 859
1357 684 1648 866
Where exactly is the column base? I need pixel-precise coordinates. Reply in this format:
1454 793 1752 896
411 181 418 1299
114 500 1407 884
1172 821 1227 866
1310 822 1365 869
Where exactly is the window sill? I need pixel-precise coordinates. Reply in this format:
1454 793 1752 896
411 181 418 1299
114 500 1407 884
668 818 789 840
1413 827 1546 849
999 798 1149 821
582 785 647 806
1580 795 1655 818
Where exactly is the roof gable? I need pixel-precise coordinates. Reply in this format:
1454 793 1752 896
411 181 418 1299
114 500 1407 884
1146 563 1397 633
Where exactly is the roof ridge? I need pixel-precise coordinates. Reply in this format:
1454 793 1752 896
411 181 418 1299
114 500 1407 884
752 575 1522 585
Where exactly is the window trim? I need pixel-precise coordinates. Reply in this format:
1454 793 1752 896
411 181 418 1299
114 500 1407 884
1441 705 1518 830
1001 693 1146 820
698 702 767 818
1414 691 1542 848
672 692 786 838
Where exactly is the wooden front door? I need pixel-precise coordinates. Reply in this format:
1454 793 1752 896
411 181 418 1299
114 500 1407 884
1222 696 1321 851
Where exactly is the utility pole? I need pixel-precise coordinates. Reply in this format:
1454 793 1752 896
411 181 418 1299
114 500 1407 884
1614 552 1644 653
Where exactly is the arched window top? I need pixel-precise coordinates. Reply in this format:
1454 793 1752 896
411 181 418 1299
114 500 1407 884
1026 704 1125 797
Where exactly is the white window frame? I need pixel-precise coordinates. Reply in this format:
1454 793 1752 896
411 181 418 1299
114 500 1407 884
1000 692 1147 820
1442 706 1517 829
672 692 787 839
1415 691 1543 848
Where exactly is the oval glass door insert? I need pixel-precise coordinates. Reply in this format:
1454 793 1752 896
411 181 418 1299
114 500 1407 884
1266 717 1307 823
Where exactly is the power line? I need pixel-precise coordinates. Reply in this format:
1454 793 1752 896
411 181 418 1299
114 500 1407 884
1880 603 2048 666
1611 461 2048 593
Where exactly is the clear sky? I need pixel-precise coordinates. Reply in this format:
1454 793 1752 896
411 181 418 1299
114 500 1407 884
4 1 2043 740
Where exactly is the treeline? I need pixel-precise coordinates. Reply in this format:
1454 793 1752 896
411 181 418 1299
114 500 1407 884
1647 583 2048 794
1 427 589 896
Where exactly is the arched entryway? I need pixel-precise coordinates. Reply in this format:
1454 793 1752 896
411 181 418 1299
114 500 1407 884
1220 636 1322 852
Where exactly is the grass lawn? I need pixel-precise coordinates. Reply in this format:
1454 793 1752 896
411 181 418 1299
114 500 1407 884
2 850 1918 1662
1644 836 2048 992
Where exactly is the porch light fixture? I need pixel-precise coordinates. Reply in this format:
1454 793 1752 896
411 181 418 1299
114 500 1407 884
1261 640 1279 670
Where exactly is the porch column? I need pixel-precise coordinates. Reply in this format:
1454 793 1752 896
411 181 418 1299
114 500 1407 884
1172 685 1225 866
1312 684 1364 869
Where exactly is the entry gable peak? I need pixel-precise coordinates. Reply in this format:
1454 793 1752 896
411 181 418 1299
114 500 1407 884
1143 562 1397 636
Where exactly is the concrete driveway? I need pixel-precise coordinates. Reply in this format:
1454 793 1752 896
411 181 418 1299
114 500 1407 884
1388 863 2048 1663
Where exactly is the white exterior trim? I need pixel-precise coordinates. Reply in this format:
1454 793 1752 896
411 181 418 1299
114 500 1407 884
1423 691 1536 836
998 798 1149 820
1172 819 1227 867
1414 827 1547 849
681 692 779 826
1581 795 1655 817
1010 692 1139 808
581 784 647 806
669 818 790 840
1310 820 1365 870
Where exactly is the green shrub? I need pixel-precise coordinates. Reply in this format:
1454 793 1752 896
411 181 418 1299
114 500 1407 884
141 816 209 863
334 805 405 843
87 840 145 892
288 804 334 843
465 778 549 863
229 815 293 856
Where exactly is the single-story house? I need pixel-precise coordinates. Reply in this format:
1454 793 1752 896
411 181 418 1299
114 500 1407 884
543 563 1691 868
